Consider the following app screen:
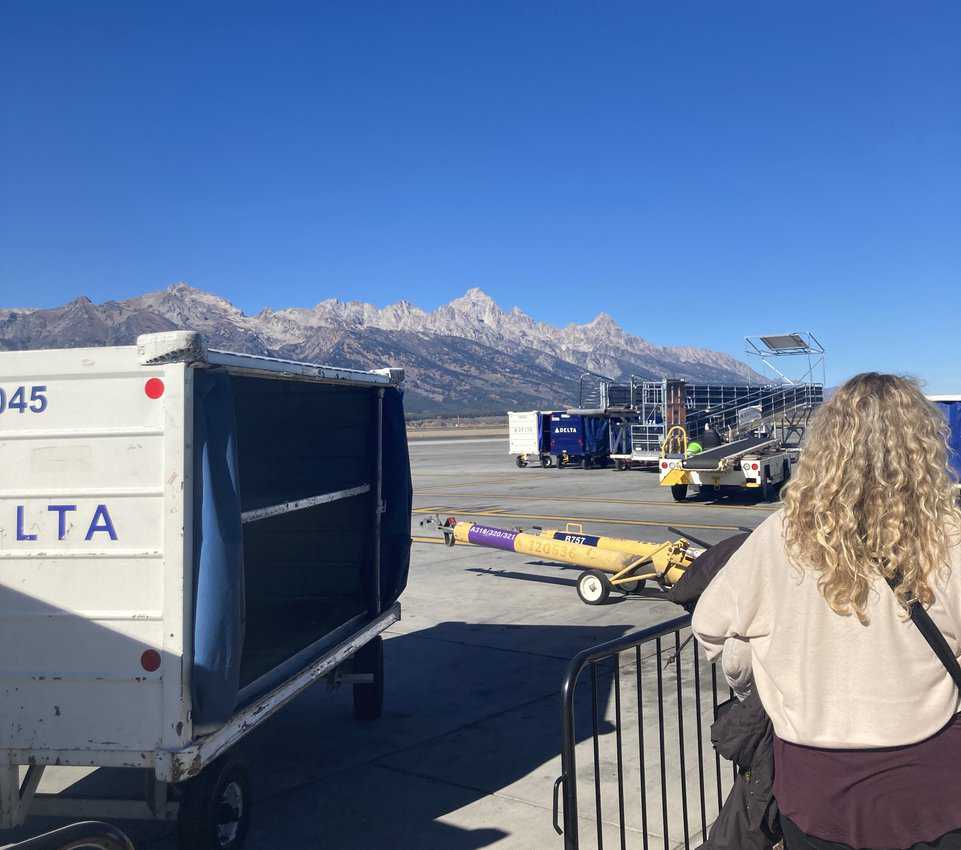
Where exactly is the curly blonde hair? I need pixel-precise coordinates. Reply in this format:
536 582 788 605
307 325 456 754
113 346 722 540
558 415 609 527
782 373 960 622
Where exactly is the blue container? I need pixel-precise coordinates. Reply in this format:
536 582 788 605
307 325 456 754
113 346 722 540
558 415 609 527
934 399 961 478
549 413 611 466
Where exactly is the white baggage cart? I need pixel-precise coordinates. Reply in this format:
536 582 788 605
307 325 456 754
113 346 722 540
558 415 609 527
0 332 412 849
508 410 553 467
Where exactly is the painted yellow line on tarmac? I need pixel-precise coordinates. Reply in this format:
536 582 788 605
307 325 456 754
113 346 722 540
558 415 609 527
411 506 746 533
413 491 779 511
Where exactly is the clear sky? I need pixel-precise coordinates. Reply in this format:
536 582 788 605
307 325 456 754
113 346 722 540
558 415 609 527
2 2 959 390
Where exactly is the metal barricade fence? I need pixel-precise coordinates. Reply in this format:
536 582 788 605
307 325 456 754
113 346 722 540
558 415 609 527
553 615 735 850
3 821 135 850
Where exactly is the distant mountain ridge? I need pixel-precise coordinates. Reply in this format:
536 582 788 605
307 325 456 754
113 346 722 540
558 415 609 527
0 284 766 415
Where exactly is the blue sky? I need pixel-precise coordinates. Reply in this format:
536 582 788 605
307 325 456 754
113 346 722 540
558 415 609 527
2 2 959 389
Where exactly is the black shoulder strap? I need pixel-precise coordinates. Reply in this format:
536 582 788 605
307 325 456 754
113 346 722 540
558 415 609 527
886 576 961 692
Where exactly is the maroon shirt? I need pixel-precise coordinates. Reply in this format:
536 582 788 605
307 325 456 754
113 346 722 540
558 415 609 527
774 714 961 848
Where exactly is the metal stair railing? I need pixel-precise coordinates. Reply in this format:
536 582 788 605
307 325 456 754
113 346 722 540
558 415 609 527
685 383 823 441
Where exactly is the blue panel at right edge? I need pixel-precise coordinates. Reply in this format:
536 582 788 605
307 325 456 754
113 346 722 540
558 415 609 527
936 401 961 478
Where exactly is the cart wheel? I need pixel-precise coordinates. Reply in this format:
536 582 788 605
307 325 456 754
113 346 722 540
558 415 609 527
762 477 775 502
554 456 564 470
577 570 611 605
618 579 647 594
671 484 689 502
515 455 527 468
581 457 591 470
353 636 384 721
176 756 251 850
540 455 553 468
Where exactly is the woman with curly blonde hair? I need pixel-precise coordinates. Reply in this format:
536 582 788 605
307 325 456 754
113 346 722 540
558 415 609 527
693 373 961 850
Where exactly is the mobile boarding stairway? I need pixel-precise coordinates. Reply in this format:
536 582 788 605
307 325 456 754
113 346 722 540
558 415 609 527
658 381 823 500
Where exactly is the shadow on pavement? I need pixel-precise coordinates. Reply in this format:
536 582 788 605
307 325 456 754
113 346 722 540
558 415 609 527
6 620 637 850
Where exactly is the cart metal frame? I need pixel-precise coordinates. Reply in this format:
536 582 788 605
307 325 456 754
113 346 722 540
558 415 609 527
0 334 406 839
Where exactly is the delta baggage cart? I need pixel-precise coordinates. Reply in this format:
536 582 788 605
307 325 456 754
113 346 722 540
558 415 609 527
0 332 412 849
549 413 610 469
508 411 553 468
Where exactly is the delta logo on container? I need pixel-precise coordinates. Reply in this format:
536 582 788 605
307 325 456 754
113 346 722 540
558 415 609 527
12 504 119 542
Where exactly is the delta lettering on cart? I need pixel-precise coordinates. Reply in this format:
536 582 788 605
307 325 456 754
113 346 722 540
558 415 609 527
15 504 118 542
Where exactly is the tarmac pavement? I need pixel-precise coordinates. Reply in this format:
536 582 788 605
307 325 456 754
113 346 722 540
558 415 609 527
4 437 775 850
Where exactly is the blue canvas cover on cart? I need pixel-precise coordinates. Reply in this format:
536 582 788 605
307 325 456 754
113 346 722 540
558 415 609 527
189 373 412 730
191 370 245 731
935 400 961 478
537 412 554 453
379 387 412 608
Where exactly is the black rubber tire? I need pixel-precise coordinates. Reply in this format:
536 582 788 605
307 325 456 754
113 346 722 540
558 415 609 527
352 636 384 721
581 457 591 470
176 756 252 850
540 455 553 468
671 483 689 502
618 578 647 594
762 478 776 502
576 570 611 605
515 455 527 468
554 456 564 470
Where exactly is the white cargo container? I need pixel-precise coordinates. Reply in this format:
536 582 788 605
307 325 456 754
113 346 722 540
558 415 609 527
0 332 411 849
507 410 552 468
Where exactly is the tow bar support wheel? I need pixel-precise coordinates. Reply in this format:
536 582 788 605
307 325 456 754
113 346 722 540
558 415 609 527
352 635 384 721
176 755 252 850
617 578 646 594
576 570 611 605
515 455 527 468
671 483 689 502
540 454 553 468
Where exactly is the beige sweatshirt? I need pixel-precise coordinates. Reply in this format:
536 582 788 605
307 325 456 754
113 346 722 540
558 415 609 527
691 510 961 748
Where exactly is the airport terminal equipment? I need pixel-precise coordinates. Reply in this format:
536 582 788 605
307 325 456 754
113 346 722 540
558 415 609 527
508 410 555 467
0 332 412 849
431 518 696 605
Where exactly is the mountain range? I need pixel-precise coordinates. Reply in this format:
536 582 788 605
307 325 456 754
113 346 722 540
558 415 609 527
0 284 766 415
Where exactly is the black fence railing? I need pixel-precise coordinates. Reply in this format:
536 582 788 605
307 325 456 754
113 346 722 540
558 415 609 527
5 821 135 850
554 615 735 849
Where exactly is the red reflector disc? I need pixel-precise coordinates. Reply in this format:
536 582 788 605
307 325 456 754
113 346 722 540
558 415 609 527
751 463 759 470
141 649 161 672
660 462 668 469
145 378 165 399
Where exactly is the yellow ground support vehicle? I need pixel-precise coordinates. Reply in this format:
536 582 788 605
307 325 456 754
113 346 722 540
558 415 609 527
434 518 697 605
